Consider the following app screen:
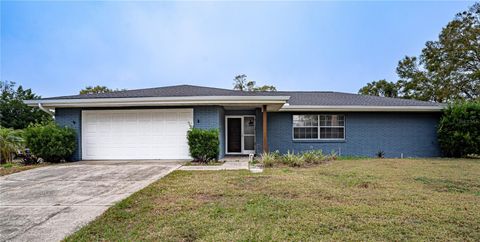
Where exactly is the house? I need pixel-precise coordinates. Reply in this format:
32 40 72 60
25 85 443 160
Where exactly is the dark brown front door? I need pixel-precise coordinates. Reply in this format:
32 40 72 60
227 118 242 153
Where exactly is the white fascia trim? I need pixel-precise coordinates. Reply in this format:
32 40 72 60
279 105 444 112
24 96 290 107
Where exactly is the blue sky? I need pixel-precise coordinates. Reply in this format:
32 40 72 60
1 1 475 97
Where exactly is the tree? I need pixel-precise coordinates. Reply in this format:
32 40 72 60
358 79 399 97
233 74 277 92
0 127 24 164
79 85 114 94
359 3 480 102
253 85 277 92
0 81 52 129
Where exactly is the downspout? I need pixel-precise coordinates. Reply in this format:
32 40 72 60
38 103 55 118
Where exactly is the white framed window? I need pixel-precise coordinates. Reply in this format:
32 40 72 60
293 114 345 140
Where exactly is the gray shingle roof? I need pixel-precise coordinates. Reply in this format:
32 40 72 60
42 84 440 107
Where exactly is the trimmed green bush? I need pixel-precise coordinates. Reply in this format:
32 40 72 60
437 101 480 157
187 128 219 162
23 123 76 162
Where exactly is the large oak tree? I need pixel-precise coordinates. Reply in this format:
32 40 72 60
360 3 480 102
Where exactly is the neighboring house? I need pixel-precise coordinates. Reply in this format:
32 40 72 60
25 85 443 160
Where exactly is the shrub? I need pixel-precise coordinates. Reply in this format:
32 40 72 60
327 150 338 160
0 127 24 163
23 123 76 162
260 152 279 167
376 150 385 158
187 128 219 162
302 150 325 164
437 101 480 157
282 151 305 167
261 150 337 168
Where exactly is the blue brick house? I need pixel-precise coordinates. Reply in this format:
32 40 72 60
25 85 443 160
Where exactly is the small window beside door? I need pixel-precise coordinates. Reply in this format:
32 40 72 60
243 117 255 151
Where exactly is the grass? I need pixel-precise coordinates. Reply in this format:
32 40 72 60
183 160 225 166
65 158 480 241
0 161 47 176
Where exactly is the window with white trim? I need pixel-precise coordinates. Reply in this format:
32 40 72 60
293 114 345 140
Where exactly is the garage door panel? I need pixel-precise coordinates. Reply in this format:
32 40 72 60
82 109 193 160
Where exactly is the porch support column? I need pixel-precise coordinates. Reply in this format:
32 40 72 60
262 105 269 153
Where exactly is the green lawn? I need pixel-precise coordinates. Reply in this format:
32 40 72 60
65 158 480 241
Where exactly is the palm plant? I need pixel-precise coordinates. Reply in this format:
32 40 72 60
0 127 24 164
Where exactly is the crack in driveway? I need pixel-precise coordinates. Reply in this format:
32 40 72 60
5 207 71 241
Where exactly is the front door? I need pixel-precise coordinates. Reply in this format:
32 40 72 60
226 116 256 154
227 118 242 153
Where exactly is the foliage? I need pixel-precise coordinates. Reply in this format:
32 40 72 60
282 151 305 167
376 150 385 158
301 150 327 164
358 79 399 97
261 150 337 168
253 84 277 92
437 101 480 157
2 163 13 168
233 74 277 92
0 127 24 163
79 85 126 95
0 162 47 176
183 160 224 166
0 81 52 129
187 128 219 162
359 3 480 102
23 123 76 162
260 151 280 167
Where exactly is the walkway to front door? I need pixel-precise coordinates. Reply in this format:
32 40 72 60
225 116 256 155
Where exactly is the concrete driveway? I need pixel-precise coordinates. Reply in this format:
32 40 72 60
0 161 181 242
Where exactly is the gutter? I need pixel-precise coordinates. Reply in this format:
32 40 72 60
279 104 444 112
38 103 55 116
24 96 290 108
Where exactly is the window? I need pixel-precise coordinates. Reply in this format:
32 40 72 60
293 114 345 140
293 115 318 139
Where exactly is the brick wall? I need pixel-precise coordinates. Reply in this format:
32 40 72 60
267 112 441 158
54 107 441 160
55 108 82 161
193 106 225 158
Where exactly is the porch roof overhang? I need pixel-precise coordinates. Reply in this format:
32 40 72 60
278 104 444 112
24 96 290 111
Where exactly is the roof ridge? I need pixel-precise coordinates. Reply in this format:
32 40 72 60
102 84 238 93
353 93 438 104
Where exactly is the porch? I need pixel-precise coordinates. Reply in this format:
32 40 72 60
193 105 272 159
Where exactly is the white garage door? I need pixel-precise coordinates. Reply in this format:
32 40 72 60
82 109 193 160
